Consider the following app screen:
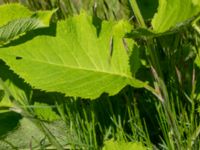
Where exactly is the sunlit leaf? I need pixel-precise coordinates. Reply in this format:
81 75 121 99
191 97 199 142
152 0 200 33
34 102 60 121
0 12 146 99
103 139 146 150
0 3 55 45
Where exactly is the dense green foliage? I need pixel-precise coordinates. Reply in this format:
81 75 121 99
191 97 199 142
0 0 200 149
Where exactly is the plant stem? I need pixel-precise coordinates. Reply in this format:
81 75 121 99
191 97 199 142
32 119 64 150
191 124 200 147
129 0 146 28
129 1 182 149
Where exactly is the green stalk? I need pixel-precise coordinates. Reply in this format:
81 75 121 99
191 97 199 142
31 119 64 150
129 0 146 28
129 1 181 149
191 124 200 147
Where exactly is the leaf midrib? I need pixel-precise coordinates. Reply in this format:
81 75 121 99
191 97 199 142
2 53 133 80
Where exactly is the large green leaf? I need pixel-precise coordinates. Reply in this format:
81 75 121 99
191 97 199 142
0 12 145 99
0 3 55 45
152 0 200 33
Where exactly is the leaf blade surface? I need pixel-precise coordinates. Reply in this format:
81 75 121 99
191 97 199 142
0 3 55 45
152 0 200 33
0 12 145 99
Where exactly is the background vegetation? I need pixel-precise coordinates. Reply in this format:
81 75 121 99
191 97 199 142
0 0 200 150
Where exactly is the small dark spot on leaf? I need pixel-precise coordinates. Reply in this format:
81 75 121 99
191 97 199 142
16 56 22 60
9 95 15 101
